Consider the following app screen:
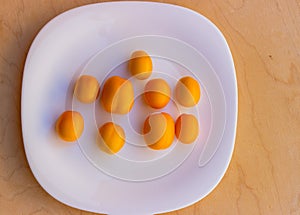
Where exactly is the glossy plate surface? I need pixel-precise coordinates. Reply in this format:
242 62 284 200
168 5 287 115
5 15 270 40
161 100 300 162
22 2 237 214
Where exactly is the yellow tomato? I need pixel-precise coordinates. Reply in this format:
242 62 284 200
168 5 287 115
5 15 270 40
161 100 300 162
74 75 100 103
175 76 201 107
175 114 199 144
128 50 152 80
144 78 171 109
143 112 175 150
55 111 84 142
100 76 134 114
98 122 125 154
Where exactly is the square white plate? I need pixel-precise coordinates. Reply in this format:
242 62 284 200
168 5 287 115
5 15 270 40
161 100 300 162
22 2 237 214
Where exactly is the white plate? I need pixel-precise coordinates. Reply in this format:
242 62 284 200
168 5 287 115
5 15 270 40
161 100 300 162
22 2 237 215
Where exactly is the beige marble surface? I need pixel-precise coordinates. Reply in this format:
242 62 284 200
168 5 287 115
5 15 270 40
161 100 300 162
1 0 300 214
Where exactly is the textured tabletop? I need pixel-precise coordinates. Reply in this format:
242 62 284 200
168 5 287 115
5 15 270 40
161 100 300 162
0 0 299 214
